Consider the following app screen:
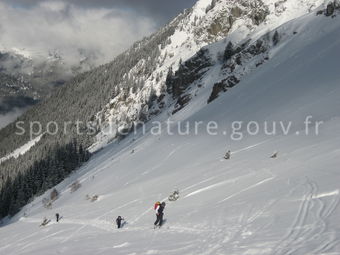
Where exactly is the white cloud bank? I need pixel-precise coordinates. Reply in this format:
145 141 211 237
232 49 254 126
0 108 25 129
0 1 156 66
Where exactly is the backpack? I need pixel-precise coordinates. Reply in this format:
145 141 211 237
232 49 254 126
154 201 161 210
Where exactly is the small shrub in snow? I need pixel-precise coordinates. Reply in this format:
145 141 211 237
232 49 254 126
270 152 278 159
40 218 50 227
272 31 280 46
50 189 59 201
326 3 335 16
90 195 99 202
85 194 99 202
69 180 81 193
168 189 180 201
42 198 52 209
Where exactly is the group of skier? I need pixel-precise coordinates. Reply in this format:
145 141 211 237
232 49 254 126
42 201 167 229
115 201 166 229
41 149 277 229
39 149 277 229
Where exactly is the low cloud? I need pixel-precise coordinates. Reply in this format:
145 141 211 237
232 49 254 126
2 0 197 24
0 1 157 66
0 109 25 129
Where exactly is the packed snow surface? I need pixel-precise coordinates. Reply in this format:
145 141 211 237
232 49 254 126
1 4 340 255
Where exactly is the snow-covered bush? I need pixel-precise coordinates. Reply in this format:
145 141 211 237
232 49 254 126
69 180 81 193
90 195 99 202
86 194 99 202
42 198 52 209
50 188 59 201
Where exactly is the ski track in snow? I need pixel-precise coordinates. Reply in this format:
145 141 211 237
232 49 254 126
22 175 340 255
184 172 256 198
232 140 272 155
142 143 189 176
113 242 130 248
219 175 276 203
16 230 68 253
60 199 141 243
273 180 340 255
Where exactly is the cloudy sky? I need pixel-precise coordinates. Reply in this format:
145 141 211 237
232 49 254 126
0 0 197 65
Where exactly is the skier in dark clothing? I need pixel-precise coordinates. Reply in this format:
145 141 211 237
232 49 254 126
116 216 124 229
56 213 60 222
224 150 231 160
154 202 166 227
270 152 278 159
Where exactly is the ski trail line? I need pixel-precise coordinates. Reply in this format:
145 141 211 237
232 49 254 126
232 139 271 154
61 199 139 243
273 181 315 254
273 179 339 255
218 175 275 203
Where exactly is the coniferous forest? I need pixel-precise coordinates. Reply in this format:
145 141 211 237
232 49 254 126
0 140 90 219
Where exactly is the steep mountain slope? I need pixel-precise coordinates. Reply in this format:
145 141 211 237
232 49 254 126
0 0 338 218
0 3 340 254
0 0 327 155
0 1 274 184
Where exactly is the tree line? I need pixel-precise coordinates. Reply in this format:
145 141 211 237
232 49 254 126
0 140 90 219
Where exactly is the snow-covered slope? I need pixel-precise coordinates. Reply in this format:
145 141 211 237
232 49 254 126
1 4 340 255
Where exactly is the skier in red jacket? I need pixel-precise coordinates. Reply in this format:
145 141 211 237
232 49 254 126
154 202 166 227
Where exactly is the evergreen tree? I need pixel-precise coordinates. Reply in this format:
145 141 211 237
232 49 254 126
0 141 91 219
